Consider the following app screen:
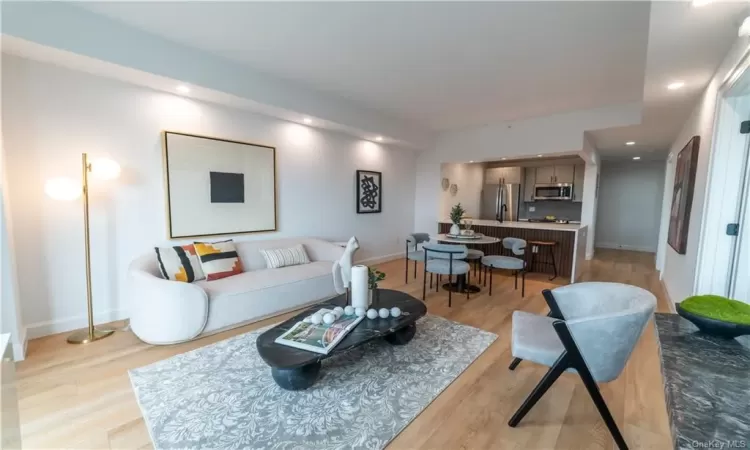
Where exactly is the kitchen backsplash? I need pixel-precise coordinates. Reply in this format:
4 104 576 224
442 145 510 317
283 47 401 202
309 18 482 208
520 201 582 221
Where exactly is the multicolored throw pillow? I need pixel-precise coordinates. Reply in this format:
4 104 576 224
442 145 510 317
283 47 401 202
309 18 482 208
259 244 311 269
193 239 244 281
154 245 206 283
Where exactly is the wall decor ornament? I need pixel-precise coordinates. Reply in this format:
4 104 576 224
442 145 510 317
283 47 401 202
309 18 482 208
441 178 450 190
667 135 700 255
356 170 382 213
450 184 458 196
162 131 276 239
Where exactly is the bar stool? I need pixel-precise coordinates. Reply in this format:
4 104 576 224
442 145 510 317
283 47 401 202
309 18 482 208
528 240 558 281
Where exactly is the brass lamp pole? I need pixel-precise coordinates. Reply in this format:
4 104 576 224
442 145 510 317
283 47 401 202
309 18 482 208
66 153 115 344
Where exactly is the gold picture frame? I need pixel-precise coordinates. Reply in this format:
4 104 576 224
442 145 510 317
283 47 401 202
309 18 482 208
162 131 277 239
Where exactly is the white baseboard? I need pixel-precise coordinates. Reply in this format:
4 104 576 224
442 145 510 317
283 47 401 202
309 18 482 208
661 280 677 313
356 251 405 266
595 243 656 253
25 308 129 340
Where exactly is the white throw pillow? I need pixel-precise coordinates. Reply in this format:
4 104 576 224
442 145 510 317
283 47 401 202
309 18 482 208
260 244 311 269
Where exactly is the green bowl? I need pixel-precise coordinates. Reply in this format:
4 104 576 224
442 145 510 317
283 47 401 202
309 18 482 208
677 295 750 339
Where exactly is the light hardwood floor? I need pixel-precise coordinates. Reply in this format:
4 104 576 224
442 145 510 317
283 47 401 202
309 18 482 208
15 249 672 449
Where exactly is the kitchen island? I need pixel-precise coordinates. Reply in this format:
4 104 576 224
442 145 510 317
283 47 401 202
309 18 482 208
438 220 588 281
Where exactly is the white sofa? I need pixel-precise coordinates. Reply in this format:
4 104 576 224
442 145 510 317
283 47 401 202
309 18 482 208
128 237 344 345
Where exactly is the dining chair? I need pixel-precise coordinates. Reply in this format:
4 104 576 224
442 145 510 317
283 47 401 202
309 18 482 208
405 233 430 283
507 282 656 450
422 243 470 307
481 237 527 297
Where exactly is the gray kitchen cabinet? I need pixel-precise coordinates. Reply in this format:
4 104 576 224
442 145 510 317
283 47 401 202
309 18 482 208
523 167 536 202
485 167 502 184
573 163 585 202
535 166 555 183
503 167 522 184
554 165 575 184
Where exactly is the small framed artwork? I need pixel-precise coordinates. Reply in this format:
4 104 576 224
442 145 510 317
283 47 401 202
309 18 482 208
356 170 382 214
162 131 277 239
667 135 700 254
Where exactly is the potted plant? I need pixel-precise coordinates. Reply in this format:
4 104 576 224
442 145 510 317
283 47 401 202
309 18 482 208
368 268 386 306
449 203 465 236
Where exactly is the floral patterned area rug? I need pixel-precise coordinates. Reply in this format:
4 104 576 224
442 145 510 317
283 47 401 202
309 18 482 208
129 314 497 450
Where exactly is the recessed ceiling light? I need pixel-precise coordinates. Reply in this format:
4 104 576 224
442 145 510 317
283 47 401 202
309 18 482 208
626 141 635 146
537 154 543 157
375 136 383 142
667 81 685 90
501 157 507 160
303 117 312 124
633 156 641 160
176 85 190 94
469 160 474 163
692 0 712 7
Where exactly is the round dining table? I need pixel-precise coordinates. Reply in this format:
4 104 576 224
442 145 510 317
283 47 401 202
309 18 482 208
432 233 500 294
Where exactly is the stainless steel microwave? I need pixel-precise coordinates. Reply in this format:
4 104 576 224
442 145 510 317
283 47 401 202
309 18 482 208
534 183 573 201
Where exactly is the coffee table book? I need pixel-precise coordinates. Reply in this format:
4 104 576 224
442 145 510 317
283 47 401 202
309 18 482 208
274 309 365 354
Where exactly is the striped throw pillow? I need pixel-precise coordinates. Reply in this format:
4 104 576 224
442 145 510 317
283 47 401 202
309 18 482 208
193 240 244 281
154 245 206 283
260 244 311 269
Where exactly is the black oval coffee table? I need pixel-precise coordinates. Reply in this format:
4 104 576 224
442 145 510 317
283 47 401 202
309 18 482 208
256 289 427 390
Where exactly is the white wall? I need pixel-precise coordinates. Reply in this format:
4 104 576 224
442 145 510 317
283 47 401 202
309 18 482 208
596 160 665 252
658 37 750 305
413 103 642 234
439 163 485 220
580 135 600 259
1 55 418 338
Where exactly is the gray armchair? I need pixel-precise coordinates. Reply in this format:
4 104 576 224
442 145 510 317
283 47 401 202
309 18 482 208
508 282 656 450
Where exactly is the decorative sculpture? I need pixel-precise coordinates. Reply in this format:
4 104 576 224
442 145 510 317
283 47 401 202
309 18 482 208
332 236 360 296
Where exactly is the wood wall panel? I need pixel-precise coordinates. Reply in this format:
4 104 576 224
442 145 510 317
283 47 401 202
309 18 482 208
437 223 574 278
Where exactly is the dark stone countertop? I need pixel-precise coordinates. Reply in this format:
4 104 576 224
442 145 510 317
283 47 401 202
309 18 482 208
654 313 750 449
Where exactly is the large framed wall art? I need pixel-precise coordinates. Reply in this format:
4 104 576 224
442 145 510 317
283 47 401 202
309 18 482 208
667 135 700 255
162 131 277 239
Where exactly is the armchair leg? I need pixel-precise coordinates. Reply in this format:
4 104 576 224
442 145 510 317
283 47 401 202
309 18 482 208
553 321 628 450
422 268 427 300
448 283 452 307
509 357 522 370
521 271 526 298
514 270 518 290
489 268 493 296
508 353 569 427
430 273 433 289
414 260 417 279
405 256 409 284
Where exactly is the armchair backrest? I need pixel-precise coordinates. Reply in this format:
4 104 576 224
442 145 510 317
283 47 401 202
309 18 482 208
502 237 526 256
423 243 468 260
406 233 431 250
548 283 656 383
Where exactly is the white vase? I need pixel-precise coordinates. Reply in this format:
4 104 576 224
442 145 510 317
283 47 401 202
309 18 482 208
450 223 460 235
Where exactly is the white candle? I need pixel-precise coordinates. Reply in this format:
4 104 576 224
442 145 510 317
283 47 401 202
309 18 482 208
351 265 369 310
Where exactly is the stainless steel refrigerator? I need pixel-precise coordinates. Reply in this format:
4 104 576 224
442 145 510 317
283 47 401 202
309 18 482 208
480 183 520 222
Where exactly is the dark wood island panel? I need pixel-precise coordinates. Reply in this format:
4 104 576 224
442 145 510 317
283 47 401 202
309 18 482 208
437 223 575 278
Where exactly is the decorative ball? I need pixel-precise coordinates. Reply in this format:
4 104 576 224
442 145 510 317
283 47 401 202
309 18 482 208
303 316 313 323
323 313 336 325
331 310 342 319
344 306 355 316
311 313 323 325
390 307 402 318
379 308 390 319
333 306 344 316
366 309 379 319
355 307 366 317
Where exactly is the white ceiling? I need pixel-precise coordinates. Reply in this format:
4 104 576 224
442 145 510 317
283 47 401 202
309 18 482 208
590 1 749 161
75 1 650 132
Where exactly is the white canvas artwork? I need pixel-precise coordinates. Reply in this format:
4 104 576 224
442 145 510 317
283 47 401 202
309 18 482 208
163 132 276 238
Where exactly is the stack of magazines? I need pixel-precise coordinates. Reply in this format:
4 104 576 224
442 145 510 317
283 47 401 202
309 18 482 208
274 308 364 354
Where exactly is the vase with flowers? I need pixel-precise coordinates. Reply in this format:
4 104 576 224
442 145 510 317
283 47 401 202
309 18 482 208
368 268 386 307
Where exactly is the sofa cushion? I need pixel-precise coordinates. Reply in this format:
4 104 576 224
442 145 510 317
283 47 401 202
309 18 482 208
194 239 244 281
195 261 332 299
259 244 311 269
154 244 205 282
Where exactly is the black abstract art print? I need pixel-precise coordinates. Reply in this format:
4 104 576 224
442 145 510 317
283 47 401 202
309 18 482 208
356 170 382 214
210 171 245 203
